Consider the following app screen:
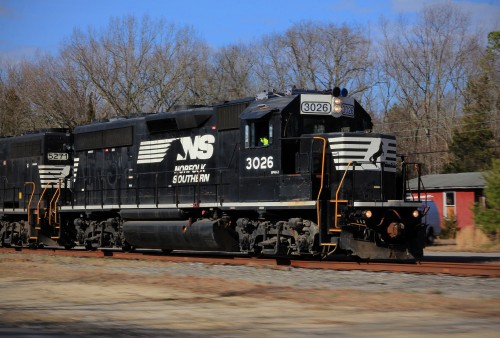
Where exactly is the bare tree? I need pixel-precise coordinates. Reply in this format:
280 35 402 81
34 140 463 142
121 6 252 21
207 43 256 102
380 3 482 173
0 60 39 135
254 34 291 92
254 22 374 96
178 42 212 106
282 22 321 90
62 15 207 117
316 23 373 95
0 86 30 136
16 54 92 128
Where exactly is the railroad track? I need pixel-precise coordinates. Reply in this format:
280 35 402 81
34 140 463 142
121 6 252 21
1 247 499 278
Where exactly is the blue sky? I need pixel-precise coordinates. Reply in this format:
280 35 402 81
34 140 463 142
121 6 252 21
0 0 499 59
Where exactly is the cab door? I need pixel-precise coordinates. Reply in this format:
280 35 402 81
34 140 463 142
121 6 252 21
239 116 281 202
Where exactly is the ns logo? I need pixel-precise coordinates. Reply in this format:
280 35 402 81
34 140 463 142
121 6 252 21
137 134 215 164
176 134 215 161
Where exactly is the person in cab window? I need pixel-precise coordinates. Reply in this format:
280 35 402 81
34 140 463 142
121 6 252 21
260 137 269 146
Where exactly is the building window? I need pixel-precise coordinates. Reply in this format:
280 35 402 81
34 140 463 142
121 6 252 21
444 191 456 220
445 192 455 206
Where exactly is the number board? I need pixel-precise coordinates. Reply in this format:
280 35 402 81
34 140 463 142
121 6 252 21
48 152 69 161
300 94 355 118
300 94 332 115
341 97 355 118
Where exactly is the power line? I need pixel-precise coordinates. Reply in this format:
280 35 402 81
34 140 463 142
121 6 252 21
399 145 500 156
385 120 499 133
372 111 500 127
374 120 500 139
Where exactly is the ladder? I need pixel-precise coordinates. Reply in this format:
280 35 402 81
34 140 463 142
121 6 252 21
34 180 63 241
318 160 354 248
24 182 38 243
48 180 62 239
332 161 354 230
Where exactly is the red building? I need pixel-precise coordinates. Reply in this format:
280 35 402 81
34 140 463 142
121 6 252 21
409 172 485 229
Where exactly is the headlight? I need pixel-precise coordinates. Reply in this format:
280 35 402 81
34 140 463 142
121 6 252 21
412 210 420 218
363 210 373 218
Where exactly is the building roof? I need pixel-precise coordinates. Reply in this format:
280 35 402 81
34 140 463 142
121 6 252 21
408 172 485 191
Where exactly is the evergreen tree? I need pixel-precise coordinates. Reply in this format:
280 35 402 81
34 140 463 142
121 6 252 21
474 158 500 242
445 32 499 173
445 96 494 172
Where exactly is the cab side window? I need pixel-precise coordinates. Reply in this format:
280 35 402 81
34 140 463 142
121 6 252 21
245 119 273 148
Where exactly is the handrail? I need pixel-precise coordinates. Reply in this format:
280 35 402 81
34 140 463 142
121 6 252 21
24 181 36 225
334 161 354 228
312 136 327 231
36 182 52 226
48 179 62 225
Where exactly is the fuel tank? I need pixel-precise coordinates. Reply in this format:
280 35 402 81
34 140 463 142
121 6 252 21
123 219 239 252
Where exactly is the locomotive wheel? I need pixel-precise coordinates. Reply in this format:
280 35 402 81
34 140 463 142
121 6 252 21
250 246 263 258
85 241 97 251
1 234 11 248
121 242 135 253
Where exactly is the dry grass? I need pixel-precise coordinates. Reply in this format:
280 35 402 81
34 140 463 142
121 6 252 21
428 227 500 252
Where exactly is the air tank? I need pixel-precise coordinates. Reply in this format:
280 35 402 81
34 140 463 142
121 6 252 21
123 219 239 252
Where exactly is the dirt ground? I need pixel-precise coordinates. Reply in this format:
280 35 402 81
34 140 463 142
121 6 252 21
0 250 499 338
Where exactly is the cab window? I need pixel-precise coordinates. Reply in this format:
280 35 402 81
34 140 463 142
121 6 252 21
245 120 273 148
302 116 331 134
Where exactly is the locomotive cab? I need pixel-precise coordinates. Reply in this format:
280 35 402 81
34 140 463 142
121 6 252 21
238 90 376 202
238 96 294 202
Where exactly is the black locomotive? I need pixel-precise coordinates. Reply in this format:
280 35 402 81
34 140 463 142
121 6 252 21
0 89 426 260
0 129 73 247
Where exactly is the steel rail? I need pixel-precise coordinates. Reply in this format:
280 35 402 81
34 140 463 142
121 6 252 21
0 247 498 278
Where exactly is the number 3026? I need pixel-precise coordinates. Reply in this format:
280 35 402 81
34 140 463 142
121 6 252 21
245 156 274 170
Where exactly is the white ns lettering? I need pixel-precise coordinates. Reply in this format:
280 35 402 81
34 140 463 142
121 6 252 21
177 135 215 161
245 156 274 170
